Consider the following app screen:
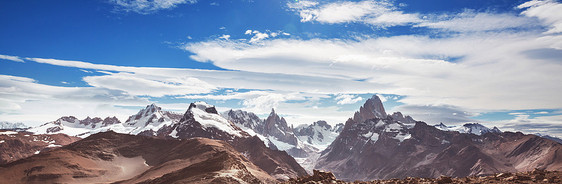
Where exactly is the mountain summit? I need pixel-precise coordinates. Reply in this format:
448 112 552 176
353 95 387 123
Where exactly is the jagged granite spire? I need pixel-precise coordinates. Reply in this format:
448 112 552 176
353 95 387 122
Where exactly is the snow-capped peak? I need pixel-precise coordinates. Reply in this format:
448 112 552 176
125 104 165 127
435 122 447 129
28 115 123 137
121 103 182 136
182 102 243 137
190 101 219 114
434 123 501 135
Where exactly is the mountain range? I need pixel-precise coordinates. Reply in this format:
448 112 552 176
0 122 29 130
1 95 562 182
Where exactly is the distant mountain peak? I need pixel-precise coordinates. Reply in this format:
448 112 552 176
188 101 218 114
145 103 161 112
174 101 246 139
353 95 387 122
313 120 331 129
0 122 29 130
435 122 501 135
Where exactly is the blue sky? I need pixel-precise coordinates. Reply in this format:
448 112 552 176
1 0 562 136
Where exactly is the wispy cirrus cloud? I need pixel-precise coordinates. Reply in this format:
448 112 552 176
110 0 197 14
418 11 537 32
497 114 562 136
83 73 216 97
0 54 24 62
391 105 481 125
335 94 363 105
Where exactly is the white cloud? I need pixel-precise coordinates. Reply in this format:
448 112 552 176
391 104 480 125
247 30 269 43
335 94 363 105
183 90 314 114
497 114 562 137
184 26 562 111
286 0 318 9
25 57 382 95
83 73 216 97
418 11 536 32
0 54 24 62
289 0 561 32
289 0 421 27
110 0 197 14
0 74 150 125
519 0 562 34
219 34 231 40
79 69 93 73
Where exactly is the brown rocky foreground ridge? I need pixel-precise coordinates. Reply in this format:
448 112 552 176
0 131 279 184
0 130 80 165
283 169 561 184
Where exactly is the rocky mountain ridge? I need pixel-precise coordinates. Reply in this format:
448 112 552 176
223 109 344 172
0 131 278 184
18 102 307 180
435 122 502 135
0 130 80 165
315 95 562 181
0 122 29 130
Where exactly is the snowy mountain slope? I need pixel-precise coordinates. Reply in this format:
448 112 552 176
434 122 501 135
28 116 121 138
222 109 299 151
27 104 183 138
294 120 343 151
222 109 344 173
0 122 28 130
167 102 247 139
122 104 182 136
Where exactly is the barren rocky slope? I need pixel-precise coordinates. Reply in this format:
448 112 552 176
0 130 80 165
0 131 277 184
